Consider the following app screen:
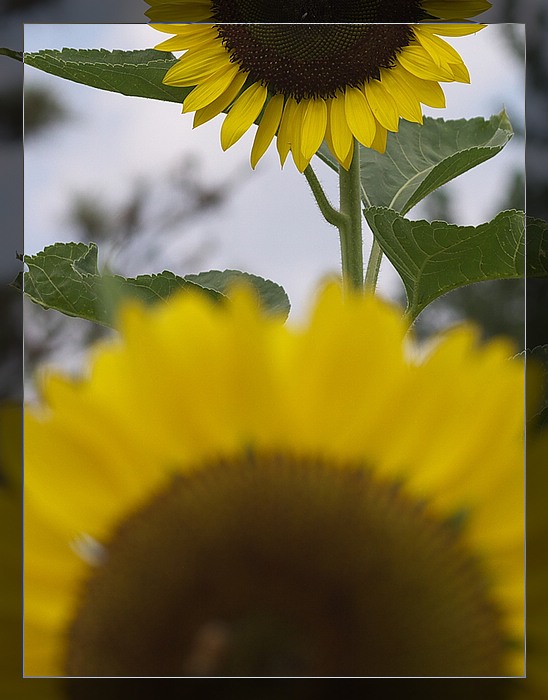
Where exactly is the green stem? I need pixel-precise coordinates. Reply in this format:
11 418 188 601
303 165 344 228
338 142 364 291
303 144 364 291
364 238 383 293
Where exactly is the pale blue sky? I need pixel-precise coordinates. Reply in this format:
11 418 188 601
24 24 524 320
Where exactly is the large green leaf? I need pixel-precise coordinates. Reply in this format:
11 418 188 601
15 242 291 325
24 48 189 103
364 208 527 319
14 242 223 327
185 270 291 319
317 112 513 215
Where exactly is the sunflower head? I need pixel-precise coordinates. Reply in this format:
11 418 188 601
25 284 523 678
147 0 488 170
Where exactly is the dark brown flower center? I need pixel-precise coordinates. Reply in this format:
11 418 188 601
66 452 507 678
214 23 418 100
210 1 428 99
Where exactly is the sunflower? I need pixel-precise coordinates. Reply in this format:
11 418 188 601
145 1 489 171
24 284 523 678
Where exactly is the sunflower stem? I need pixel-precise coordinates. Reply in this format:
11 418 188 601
338 142 364 291
303 164 344 228
364 238 383 293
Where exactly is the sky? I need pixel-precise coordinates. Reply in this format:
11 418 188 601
23 24 525 321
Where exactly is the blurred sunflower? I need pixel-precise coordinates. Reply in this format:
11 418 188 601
146 0 489 171
24 284 523 678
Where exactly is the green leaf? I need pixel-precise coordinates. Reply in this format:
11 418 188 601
184 269 291 319
363 208 527 320
16 243 291 326
24 48 190 104
317 112 513 215
16 242 223 327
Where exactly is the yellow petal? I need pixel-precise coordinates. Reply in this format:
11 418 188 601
414 30 470 83
150 22 211 35
183 63 241 112
379 68 423 124
399 69 447 109
163 45 228 87
364 79 400 132
153 25 217 52
370 123 388 154
344 86 376 148
299 98 328 162
419 23 487 37
396 45 454 82
448 59 471 83
154 35 201 52
221 82 268 150
193 70 247 127
276 97 297 166
326 95 354 167
250 93 285 168
288 100 309 172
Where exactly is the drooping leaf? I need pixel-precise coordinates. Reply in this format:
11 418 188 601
15 242 223 327
364 208 527 319
184 269 291 319
24 48 189 104
317 112 513 215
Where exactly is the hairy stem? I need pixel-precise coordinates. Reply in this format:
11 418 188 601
364 238 383 293
338 143 364 291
